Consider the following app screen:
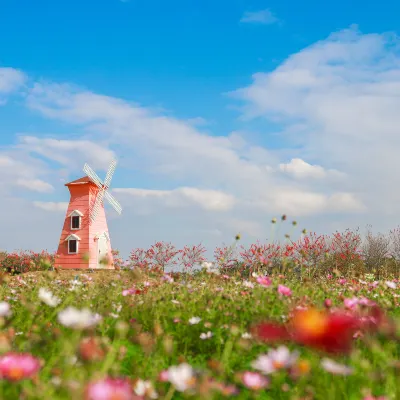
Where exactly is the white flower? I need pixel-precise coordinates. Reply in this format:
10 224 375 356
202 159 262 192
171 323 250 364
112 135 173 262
321 358 353 375
252 346 298 375
200 331 213 340
134 379 158 399
188 317 201 325
39 288 61 307
167 363 196 392
57 306 102 330
386 281 397 289
0 302 12 317
201 261 220 275
241 332 252 339
171 300 180 304
243 281 254 288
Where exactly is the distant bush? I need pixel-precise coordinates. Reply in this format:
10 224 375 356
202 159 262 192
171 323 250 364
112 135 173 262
0 250 55 274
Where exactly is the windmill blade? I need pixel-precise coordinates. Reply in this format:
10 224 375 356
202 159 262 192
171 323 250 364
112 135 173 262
83 163 104 189
90 189 105 223
103 160 117 189
104 190 122 215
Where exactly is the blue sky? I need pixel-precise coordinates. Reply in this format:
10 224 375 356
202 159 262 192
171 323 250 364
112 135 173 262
2 0 400 258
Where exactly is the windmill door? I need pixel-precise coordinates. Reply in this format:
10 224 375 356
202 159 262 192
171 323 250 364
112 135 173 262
97 234 108 268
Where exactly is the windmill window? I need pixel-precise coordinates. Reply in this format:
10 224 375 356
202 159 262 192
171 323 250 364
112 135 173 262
71 216 80 229
68 239 78 254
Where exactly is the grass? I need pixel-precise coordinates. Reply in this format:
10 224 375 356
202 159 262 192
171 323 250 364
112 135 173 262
0 265 399 399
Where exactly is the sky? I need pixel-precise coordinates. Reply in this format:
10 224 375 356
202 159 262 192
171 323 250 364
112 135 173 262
1 0 400 258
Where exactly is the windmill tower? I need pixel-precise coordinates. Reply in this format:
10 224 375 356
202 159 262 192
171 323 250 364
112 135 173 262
55 161 122 269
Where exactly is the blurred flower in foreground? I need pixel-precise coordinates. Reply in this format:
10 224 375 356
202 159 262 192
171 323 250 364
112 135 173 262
39 288 61 307
0 302 12 318
167 363 196 392
257 276 272 287
321 358 353 375
0 352 41 381
188 317 201 325
252 346 298 375
241 371 269 390
134 379 158 399
278 285 292 297
58 307 102 330
85 377 134 400
252 307 370 354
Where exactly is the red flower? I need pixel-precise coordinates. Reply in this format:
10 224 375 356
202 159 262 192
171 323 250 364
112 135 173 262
253 308 363 354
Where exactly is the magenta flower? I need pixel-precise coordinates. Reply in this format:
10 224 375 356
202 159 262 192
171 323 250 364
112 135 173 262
278 285 292 297
85 377 134 400
0 352 41 381
257 276 272 287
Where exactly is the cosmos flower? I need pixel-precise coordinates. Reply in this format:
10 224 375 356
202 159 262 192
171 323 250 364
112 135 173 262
278 285 292 297
85 377 134 400
58 307 102 330
188 317 201 325
0 352 41 381
38 288 61 307
0 302 12 318
200 331 213 340
134 379 158 399
321 358 353 375
241 371 269 390
251 346 298 375
256 276 272 287
167 363 196 392
253 307 362 354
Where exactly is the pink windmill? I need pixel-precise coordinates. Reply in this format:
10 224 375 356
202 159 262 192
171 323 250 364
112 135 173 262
55 160 122 269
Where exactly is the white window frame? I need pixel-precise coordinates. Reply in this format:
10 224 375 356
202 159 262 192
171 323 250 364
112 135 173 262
65 234 81 255
68 210 84 231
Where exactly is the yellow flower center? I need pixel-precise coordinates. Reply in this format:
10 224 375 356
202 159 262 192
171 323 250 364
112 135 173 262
292 309 328 338
8 367 24 380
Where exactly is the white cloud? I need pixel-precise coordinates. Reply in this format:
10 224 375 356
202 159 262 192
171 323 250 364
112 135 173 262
233 26 400 220
18 136 115 171
0 68 25 94
279 158 344 180
240 9 278 25
33 201 69 212
114 187 236 211
16 179 54 193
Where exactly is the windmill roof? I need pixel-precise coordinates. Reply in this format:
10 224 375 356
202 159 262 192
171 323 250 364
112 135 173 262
65 176 95 186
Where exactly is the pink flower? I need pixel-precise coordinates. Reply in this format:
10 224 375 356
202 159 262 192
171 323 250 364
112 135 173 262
0 353 41 381
257 276 272 287
85 377 134 400
241 371 269 390
324 299 332 308
339 278 347 285
158 370 169 382
278 285 292 297
344 297 359 310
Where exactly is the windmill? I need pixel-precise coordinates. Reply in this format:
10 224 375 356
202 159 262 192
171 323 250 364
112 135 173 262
55 160 122 270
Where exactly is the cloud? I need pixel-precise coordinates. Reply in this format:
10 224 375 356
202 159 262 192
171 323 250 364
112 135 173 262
113 187 236 211
16 179 54 193
279 158 344 180
18 136 115 171
240 9 278 25
0 68 26 94
232 26 400 220
33 201 69 212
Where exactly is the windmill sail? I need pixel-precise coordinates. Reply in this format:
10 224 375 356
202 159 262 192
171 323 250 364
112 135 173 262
83 160 122 224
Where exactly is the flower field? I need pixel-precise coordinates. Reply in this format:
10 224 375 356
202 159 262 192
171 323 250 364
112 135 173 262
1 225 400 399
